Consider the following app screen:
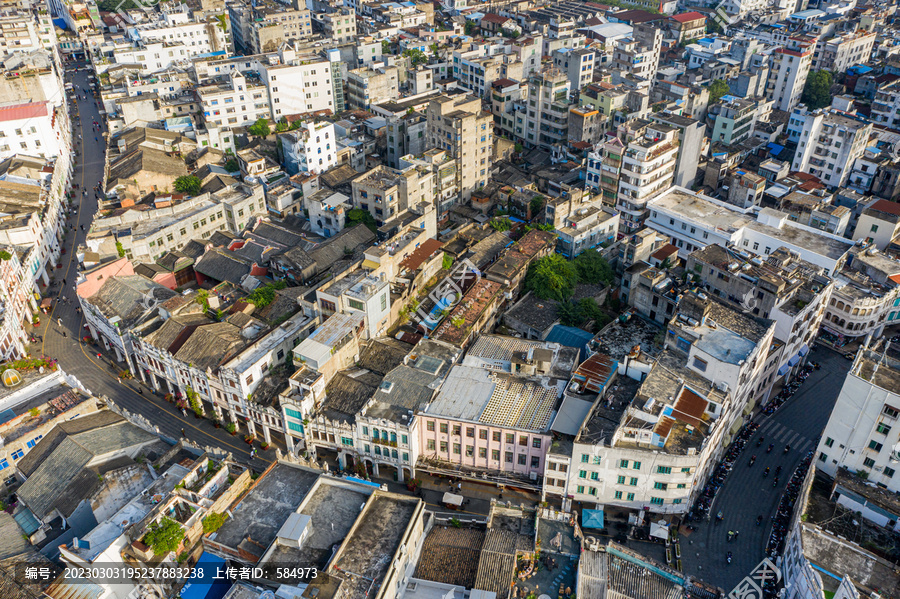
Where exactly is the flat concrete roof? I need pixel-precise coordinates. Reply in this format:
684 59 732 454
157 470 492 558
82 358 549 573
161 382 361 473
334 493 420 597
211 463 319 556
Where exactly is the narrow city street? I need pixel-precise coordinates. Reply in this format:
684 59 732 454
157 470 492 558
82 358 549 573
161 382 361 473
37 62 268 468
680 345 849 591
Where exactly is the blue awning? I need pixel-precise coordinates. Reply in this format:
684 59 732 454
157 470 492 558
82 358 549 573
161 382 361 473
788 353 801 367
179 553 230 599
582 508 605 530
777 363 790 377
798 344 809 357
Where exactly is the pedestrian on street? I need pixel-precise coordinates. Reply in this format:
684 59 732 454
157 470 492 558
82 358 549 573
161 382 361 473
62 278 66 286
457 482 462 492
181 408 187 417
62 331 66 337
57 317 62 326
181 428 187 438
138 387 143 395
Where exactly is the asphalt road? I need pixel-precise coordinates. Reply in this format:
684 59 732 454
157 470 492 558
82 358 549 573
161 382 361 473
37 62 272 470
680 345 848 591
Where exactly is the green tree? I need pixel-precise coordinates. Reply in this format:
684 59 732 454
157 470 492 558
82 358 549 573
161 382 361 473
574 249 614 286
464 20 477 36
346 208 377 233
224 158 239 172
429 43 439 56
529 195 544 218
707 18 723 34
381 40 391 55
578 297 610 330
202 512 228 534
275 118 290 133
185 386 204 418
442 254 454 270
490 217 512 231
174 175 202 196
802 70 833 110
557 301 582 326
402 48 427 66
525 254 578 301
143 517 184 556
247 281 287 308
115 241 126 258
248 118 270 137
708 79 730 104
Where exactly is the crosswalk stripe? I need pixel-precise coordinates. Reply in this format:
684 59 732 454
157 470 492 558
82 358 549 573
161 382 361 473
799 439 812 452
786 432 801 446
760 421 777 435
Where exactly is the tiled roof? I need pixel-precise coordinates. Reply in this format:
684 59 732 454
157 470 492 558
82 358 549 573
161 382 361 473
0 102 47 123
671 11 705 22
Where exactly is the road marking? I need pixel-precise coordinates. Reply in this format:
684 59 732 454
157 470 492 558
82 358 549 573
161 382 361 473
799 439 813 452
786 432 801 447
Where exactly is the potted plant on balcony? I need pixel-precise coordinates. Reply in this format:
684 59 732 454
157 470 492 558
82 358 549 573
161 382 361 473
243 434 255 445
260 441 270 451
225 422 237 435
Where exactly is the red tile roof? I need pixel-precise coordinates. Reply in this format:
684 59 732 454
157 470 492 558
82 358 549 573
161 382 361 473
480 13 509 24
671 11 706 22
651 243 678 261
0 102 47 122
491 78 518 89
871 199 900 216
399 238 444 272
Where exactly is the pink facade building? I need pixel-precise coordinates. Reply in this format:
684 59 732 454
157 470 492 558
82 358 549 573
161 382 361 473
417 365 557 478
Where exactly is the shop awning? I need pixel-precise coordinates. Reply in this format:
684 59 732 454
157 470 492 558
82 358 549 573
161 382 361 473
650 520 669 540
798 344 809 357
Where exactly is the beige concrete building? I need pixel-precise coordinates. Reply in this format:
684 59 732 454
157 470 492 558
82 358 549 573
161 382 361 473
426 94 493 203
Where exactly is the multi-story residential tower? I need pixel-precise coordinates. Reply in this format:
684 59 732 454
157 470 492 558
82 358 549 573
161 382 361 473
767 36 814 112
616 123 679 233
791 108 872 189
522 67 570 151
426 94 493 203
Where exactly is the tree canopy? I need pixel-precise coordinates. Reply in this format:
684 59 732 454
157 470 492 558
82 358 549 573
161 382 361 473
174 175 201 196
526 250 615 302
574 249 615 286
802 70 833 110
402 48 427 66
525 254 579 301
347 208 377 233
143 517 184 556
248 118 271 137
708 79 730 104
247 281 287 308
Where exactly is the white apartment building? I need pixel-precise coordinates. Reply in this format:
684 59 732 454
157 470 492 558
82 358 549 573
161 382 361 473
87 183 267 262
198 72 270 130
611 24 661 90
551 48 595 94
616 123 679 233
257 48 340 118
812 30 876 73
817 347 900 505
280 121 337 175
767 37 814 112
317 271 391 340
0 11 56 54
0 102 62 160
646 188 853 274
131 13 226 56
869 79 900 129
791 108 872 189
553 293 776 513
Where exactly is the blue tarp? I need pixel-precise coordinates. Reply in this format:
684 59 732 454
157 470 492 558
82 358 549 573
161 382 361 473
52 18 68 30
180 553 230 599
767 142 785 157
582 509 605 530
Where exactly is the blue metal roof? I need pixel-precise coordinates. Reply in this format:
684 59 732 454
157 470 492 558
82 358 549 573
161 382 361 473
583 508 605 529
179 553 231 599
545 325 594 361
